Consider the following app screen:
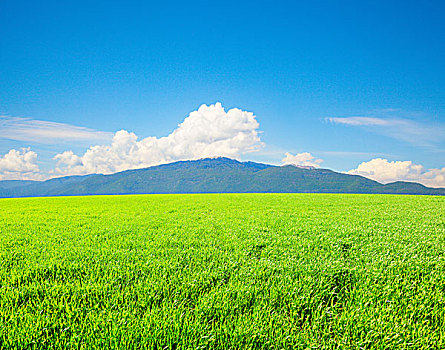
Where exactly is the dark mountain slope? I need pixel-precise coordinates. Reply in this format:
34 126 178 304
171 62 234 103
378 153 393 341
0 180 37 190
381 181 444 195
56 158 274 195
0 175 94 197
249 166 383 193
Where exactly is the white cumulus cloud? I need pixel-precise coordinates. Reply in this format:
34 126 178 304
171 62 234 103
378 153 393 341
282 152 323 168
347 158 445 188
53 103 264 176
0 148 41 180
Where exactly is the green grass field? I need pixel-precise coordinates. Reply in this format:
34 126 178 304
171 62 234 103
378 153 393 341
1 194 444 349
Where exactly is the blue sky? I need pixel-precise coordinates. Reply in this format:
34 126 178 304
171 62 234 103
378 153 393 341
1 0 444 186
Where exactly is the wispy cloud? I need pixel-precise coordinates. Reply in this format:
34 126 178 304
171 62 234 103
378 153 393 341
326 116 445 149
0 116 113 144
327 117 390 126
318 150 394 158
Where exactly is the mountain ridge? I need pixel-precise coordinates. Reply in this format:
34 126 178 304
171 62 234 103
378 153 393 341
1 157 444 197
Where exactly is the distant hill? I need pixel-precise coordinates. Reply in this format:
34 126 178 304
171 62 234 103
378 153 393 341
1 157 444 198
0 180 37 190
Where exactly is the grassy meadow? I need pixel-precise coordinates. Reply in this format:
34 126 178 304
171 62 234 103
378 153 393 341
0 194 444 349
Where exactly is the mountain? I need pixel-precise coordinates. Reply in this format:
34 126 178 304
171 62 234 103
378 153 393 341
0 157 444 198
0 180 37 190
0 175 95 198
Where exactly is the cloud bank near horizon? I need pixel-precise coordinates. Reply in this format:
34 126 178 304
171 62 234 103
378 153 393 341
347 158 445 188
53 103 263 175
